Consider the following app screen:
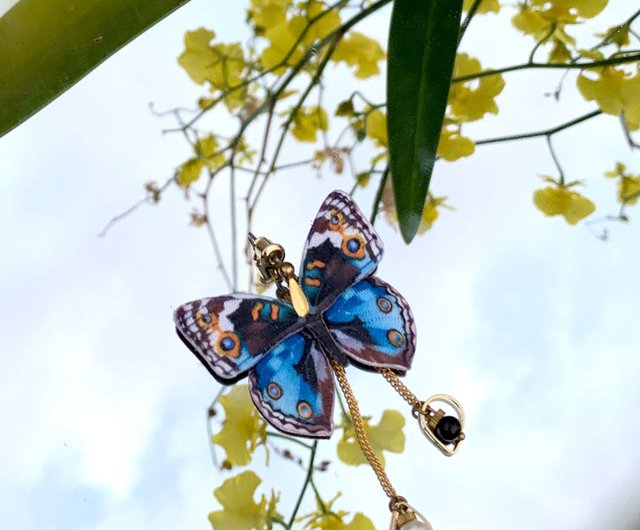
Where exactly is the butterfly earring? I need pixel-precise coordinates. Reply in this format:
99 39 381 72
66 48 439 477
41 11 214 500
174 190 465 529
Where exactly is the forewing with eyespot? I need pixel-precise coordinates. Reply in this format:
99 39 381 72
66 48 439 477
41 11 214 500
300 190 383 312
248 332 334 438
323 277 416 373
174 295 303 382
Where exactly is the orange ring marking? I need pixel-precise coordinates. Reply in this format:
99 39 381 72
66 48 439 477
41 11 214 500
216 332 240 358
342 234 366 260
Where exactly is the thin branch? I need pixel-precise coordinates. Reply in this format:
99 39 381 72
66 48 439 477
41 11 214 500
287 441 318 528
219 0 391 239
206 385 226 470
458 0 484 43
248 34 342 220
247 96 277 201
275 158 317 171
203 169 234 291
234 165 268 176
149 103 198 118
180 118 237 291
620 113 640 149
585 210 630 241
351 90 381 108
546 135 565 184
370 164 389 224
266 430 314 450
452 52 640 84
183 0 373 131
229 163 238 292
318 81 330 149
528 23 556 64
594 7 640 50
310 478 328 514
348 174 360 196
475 110 602 146
98 177 174 237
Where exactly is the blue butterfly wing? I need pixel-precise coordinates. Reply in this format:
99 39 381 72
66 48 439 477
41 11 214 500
174 295 303 382
248 332 334 438
323 277 416 372
300 190 383 312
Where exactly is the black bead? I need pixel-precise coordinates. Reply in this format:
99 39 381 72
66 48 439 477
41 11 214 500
435 416 462 444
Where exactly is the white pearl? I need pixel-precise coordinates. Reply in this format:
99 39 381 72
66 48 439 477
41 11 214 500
400 520 431 530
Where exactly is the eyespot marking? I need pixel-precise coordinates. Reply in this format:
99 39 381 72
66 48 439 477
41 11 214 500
342 234 366 259
267 382 282 400
328 209 344 231
196 311 217 329
387 329 404 347
297 401 313 419
216 332 240 358
377 297 392 313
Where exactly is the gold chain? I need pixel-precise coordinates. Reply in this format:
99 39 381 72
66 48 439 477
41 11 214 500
330 358 399 500
377 367 434 416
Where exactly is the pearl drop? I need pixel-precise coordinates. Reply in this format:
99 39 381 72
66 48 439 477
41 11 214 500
400 521 431 530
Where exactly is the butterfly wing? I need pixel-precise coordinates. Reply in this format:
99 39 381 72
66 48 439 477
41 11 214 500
323 277 416 372
174 295 303 382
300 190 383 312
248 332 334 438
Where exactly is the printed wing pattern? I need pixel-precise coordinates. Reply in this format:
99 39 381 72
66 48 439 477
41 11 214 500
323 277 416 372
300 190 384 312
174 295 302 382
174 189 418 439
249 333 335 438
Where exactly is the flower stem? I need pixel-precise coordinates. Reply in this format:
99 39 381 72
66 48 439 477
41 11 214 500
370 164 390 224
266 430 314 450
452 52 640 84
475 110 602 145
459 0 484 44
287 440 318 528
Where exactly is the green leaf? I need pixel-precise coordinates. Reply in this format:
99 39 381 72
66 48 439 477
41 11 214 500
387 0 462 243
0 0 191 138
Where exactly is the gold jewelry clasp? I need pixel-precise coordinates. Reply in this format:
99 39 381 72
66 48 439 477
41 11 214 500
389 497 433 529
248 233 285 285
248 233 309 317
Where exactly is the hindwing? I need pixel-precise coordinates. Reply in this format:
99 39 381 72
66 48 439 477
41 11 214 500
323 277 416 372
248 333 334 438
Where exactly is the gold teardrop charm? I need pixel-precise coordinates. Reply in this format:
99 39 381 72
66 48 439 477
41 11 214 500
288 276 310 317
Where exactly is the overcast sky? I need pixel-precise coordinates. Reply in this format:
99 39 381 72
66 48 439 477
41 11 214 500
1 1 639 529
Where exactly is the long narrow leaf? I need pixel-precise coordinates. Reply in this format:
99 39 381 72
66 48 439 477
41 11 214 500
387 0 462 243
0 0 191 138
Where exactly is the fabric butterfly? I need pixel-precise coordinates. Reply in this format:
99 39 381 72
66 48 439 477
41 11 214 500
174 190 416 438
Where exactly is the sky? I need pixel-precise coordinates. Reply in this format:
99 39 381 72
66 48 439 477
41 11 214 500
1 1 639 530
0 0 19 18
